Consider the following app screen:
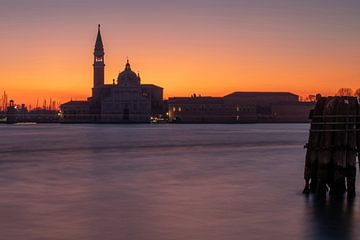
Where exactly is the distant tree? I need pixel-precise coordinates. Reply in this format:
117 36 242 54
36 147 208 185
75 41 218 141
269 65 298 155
354 88 360 98
308 95 316 102
316 93 322 101
336 88 353 96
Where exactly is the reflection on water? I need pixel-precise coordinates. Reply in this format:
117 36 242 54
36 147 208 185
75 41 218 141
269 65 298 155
305 196 356 240
0 124 359 240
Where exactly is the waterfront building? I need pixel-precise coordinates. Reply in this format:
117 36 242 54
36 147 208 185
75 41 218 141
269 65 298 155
3 100 59 123
60 25 164 123
168 92 314 123
168 96 242 123
60 101 89 122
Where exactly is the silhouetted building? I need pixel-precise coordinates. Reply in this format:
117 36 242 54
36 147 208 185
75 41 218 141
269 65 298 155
141 84 164 115
61 25 164 123
3 100 59 123
168 96 246 123
60 101 89 122
168 92 314 123
6 100 17 123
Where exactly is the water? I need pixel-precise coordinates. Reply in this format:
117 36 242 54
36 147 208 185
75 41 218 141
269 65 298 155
0 124 359 240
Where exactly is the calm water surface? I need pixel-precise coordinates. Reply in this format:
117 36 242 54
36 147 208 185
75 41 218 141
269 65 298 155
0 124 359 240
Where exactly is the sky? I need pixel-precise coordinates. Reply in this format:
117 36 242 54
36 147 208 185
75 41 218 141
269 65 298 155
0 0 360 106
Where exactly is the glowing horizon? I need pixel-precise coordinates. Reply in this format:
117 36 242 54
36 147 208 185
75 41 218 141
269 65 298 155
1 0 360 107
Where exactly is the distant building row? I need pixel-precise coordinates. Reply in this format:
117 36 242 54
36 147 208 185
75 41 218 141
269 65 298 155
168 92 314 123
59 25 314 123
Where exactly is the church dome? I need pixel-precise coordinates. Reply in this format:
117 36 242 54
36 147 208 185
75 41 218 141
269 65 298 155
117 60 140 86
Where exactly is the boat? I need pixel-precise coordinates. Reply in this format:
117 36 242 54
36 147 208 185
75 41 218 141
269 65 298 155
15 122 37 125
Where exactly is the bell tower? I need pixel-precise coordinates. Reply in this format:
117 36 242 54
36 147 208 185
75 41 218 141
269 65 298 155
93 24 105 87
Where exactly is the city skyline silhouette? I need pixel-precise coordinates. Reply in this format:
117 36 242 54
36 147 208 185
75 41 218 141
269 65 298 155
1 0 359 106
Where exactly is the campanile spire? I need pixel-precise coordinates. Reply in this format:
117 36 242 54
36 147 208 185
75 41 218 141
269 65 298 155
93 24 105 87
95 24 104 52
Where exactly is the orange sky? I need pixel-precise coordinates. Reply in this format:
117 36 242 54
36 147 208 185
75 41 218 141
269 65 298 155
1 0 360 107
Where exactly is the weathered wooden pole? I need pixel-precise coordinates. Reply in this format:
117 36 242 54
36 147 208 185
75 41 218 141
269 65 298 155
344 97 358 197
317 97 336 195
331 97 356 196
303 96 327 194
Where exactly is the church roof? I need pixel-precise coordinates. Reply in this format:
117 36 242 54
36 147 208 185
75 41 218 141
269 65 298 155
61 101 88 106
117 59 140 86
141 84 163 89
224 92 298 98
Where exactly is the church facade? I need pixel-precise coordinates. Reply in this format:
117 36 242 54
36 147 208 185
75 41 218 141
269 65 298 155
61 25 164 123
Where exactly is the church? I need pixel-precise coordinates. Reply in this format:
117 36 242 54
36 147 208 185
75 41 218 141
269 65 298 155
61 25 164 123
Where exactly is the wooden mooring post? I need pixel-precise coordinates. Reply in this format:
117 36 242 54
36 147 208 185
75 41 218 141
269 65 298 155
303 96 359 197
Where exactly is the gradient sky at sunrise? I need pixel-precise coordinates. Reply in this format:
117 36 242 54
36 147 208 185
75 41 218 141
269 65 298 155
1 0 360 106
